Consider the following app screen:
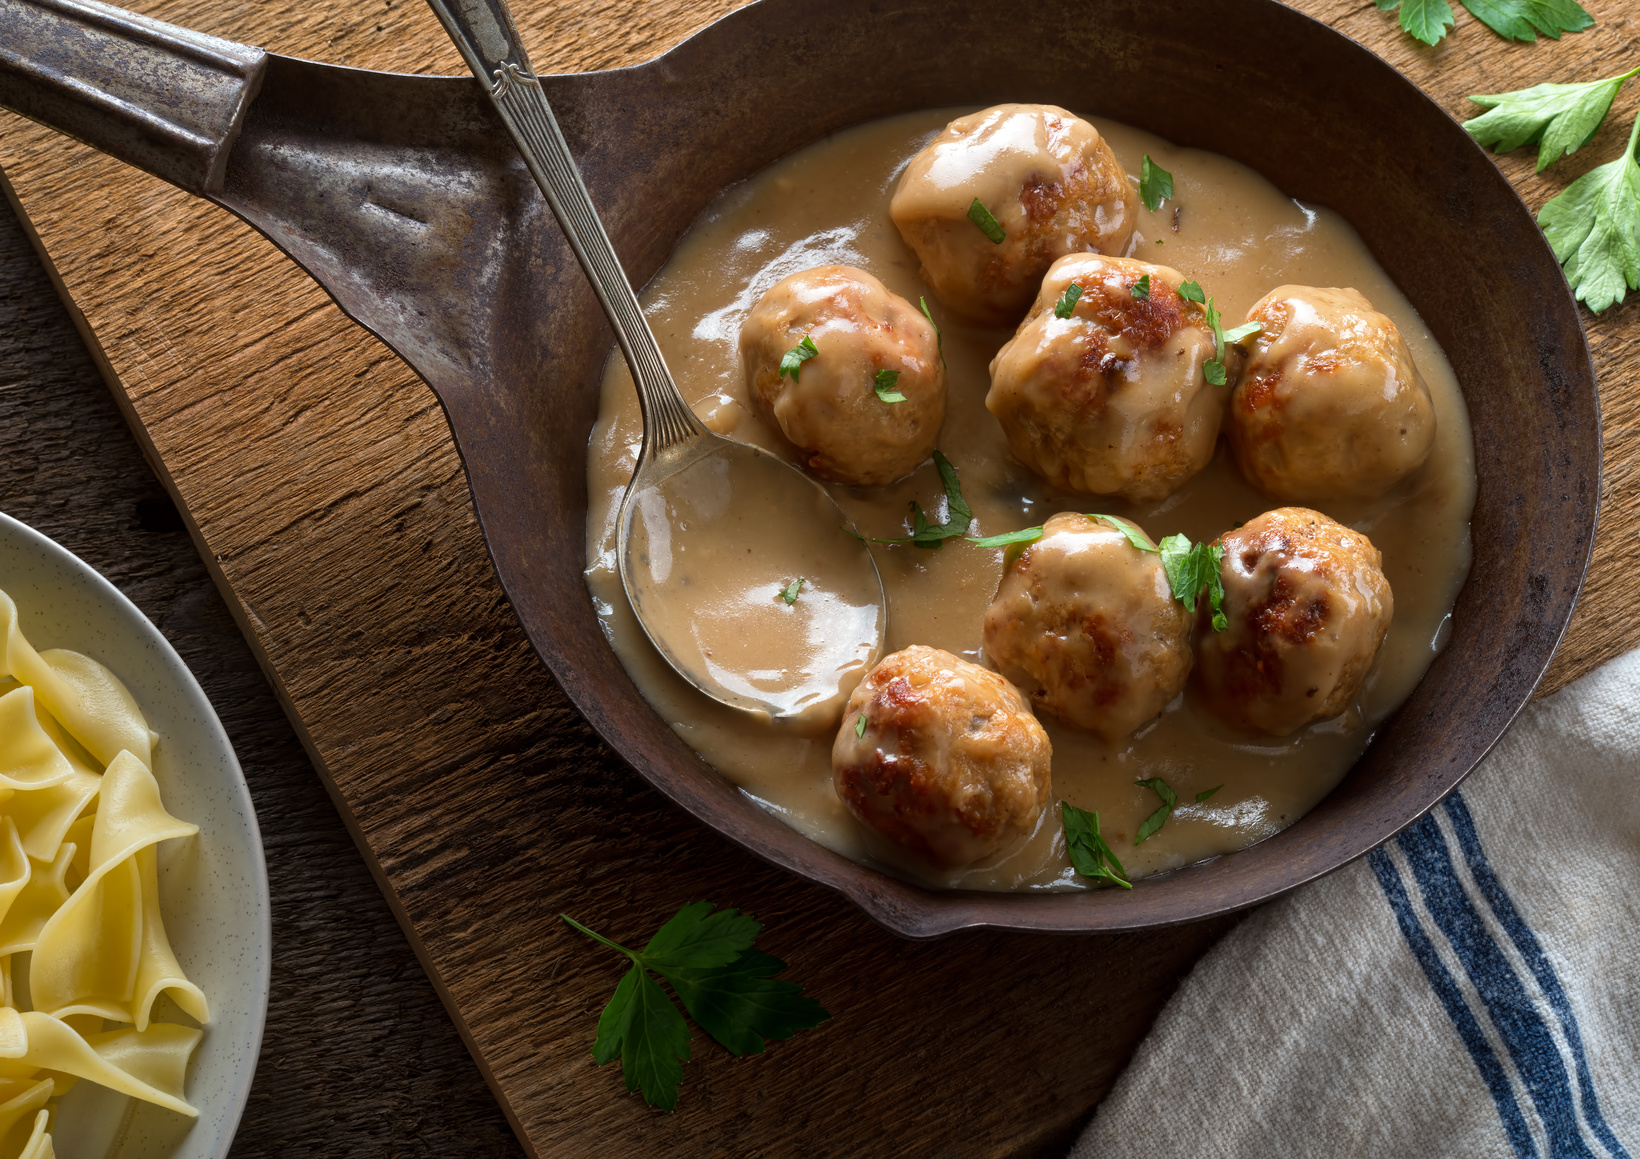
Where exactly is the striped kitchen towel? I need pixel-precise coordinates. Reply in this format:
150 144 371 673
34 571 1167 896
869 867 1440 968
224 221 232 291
1073 647 1640 1158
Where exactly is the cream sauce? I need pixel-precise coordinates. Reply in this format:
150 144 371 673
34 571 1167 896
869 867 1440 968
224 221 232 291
622 443 884 722
585 109 1476 891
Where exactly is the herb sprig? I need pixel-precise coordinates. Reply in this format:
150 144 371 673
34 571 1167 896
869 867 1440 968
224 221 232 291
1465 66 1640 171
1377 0 1592 47
563 903 830 1111
1177 281 1260 387
1539 112 1640 313
1060 802 1131 888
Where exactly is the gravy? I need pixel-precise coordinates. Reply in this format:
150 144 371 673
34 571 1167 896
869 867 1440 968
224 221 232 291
585 109 1476 890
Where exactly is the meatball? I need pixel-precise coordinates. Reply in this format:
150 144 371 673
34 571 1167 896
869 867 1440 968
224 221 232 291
890 104 1137 325
741 265 946 486
1194 508 1393 736
984 512 1191 740
833 645 1051 867
1229 286 1436 501
987 255 1231 502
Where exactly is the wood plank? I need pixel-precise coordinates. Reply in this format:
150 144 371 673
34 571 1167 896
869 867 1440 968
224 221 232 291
2 1 1636 1154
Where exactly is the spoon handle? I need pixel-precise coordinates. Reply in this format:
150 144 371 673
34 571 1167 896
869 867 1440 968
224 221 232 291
425 0 703 451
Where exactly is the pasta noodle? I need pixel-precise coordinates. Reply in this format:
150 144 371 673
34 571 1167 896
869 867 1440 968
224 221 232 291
0 588 210 1151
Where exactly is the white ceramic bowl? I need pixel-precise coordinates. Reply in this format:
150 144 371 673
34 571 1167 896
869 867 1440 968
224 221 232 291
0 511 270 1158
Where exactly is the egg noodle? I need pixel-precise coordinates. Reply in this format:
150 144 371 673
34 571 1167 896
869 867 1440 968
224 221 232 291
0 589 208 1157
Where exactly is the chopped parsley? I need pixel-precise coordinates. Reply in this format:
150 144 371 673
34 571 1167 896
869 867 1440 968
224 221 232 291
1133 778 1177 844
1539 111 1640 312
1465 66 1640 172
854 713 866 738
847 450 973 549
1177 280 1205 304
779 334 818 382
779 577 804 605
1060 802 1131 888
967 197 1007 243
874 369 907 403
562 903 830 1111
919 296 945 365
1139 154 1174 212
1174 281 1259 385
1158 534 1228 630
1054 282 1084 319
1196 785 1224 803
1132 274 1151 300
967 512 1153 552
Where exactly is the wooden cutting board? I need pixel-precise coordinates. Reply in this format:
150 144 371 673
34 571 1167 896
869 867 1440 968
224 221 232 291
2 1 1636 1154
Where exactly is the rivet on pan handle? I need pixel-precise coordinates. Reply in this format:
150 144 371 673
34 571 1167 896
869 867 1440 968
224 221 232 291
0 0 266 195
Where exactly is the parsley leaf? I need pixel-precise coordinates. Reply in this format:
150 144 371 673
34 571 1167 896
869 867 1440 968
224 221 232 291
968 525 1045 549
874 368 907 403
1158 534 1228 630
919 296 945 365
1054 283 1084 319
1196 785 1224 803
1539 113 1640 312
1176 280 1205 304
1204 360 1227 387
1139 155 1174 212
1060 802 1132 888
1133 778 1177 844
847 450 974 549
1377 0 1455 45
563 904 830 1110
967 198 1007 243
779 578 804 605
1222 321 1262 346
779 334 818 382
1461 0 1592 42
1466 67 1638 171
1132 273 1151 300
854 712 866 738
1093 514 1158 553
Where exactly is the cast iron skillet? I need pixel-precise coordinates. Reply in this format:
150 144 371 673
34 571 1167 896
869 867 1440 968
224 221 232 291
0 0 1598 937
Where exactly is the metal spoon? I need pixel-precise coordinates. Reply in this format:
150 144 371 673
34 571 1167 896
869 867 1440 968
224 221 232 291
425 0 887 719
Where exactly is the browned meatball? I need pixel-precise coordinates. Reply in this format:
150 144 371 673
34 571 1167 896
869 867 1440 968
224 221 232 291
890 104 1137 325
987 255 1231 502
832 645 1051 867
983 512 1191 740
1195 508 1393 736
1230 286 1436 501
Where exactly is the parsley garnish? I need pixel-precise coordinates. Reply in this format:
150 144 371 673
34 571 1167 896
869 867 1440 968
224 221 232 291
967 198 1006 243
919 296 945 366
1465 66 1640 172
1539 112 1640 312
1132 274 1151 300
779 334 818 382
1377 0 1591 45
968 513 1152 552
1177 280 1205 304
562 903 830 1111
1158 534 1228 631
1060 802 1131 888
1196 785 1224 803
1054 283 1084 319
847 450 973 549
854 713 866 738
1133 778 1177 844
1174 281 1258 386
1139 154 1173 212
874 369 907 403
779 577 804 605
1222 321 1262 345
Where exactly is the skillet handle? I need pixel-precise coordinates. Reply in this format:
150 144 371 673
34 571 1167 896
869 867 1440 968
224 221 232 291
0 0 266 194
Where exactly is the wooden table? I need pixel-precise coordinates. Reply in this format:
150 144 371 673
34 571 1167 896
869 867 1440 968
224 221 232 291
1 1 1637 1155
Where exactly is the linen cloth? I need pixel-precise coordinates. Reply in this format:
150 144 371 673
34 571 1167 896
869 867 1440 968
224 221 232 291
1073 647 1640 1159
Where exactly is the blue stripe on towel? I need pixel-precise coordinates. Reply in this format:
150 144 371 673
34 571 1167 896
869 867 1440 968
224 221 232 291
1398 815 1596 1159
1442 794 1633 1159
1367 847 1538 1158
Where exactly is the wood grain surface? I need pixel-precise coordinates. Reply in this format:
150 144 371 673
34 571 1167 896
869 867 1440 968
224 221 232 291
2 0 1638 1154
0 200 522 1155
